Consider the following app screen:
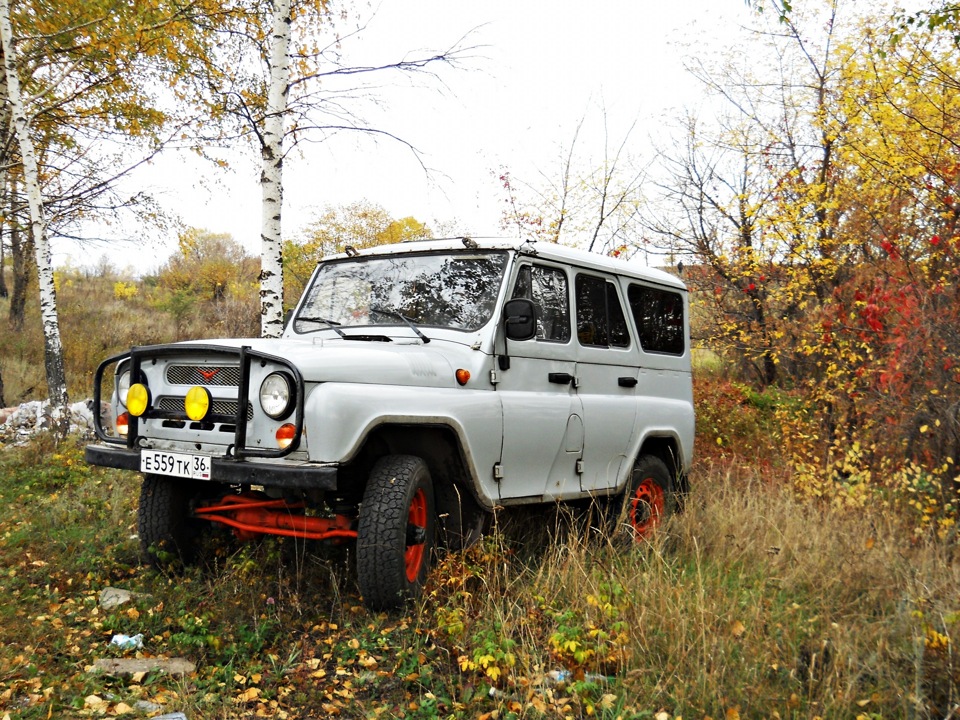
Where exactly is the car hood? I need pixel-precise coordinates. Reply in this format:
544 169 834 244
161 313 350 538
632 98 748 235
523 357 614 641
187 336 471 387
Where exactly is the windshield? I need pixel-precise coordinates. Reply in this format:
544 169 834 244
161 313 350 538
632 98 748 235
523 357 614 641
294 251 509 334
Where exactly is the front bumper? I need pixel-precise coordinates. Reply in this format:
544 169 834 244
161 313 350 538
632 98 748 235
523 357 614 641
85 444 338 492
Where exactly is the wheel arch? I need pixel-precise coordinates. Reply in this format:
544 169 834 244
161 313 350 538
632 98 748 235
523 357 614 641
347 421 488 509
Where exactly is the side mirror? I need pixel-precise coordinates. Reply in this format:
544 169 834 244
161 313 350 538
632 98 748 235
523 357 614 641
503 298 536 341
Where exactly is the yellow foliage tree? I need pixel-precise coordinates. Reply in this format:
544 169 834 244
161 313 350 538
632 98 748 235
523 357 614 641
647 3 960 523
159 228 258 301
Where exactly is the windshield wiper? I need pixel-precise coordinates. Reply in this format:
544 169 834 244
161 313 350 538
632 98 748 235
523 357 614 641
295 316 346 338
370 306 431 343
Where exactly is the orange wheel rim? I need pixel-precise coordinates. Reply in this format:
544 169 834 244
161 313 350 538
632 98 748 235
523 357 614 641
405 488 428 582
629 478 664 538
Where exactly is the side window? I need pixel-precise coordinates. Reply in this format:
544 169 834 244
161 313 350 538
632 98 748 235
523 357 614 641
512 265 571 342
575 274 630 348
628 284 685 355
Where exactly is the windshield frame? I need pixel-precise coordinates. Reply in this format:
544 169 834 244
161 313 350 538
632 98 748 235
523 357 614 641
291 250 510 337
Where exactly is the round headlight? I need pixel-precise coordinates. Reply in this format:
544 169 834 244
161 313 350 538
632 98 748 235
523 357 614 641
117 369 131 406
259 372 293 419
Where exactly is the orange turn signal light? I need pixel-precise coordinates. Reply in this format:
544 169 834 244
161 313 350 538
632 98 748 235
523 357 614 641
116 412 130 438
276 423 297 449
455 369 470 386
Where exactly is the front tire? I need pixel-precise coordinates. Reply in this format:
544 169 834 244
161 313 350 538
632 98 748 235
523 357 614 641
357 455 436 610
138 474 201 568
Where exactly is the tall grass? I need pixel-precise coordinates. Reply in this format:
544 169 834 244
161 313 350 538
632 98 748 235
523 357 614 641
427 462 960 718
0 439 957 717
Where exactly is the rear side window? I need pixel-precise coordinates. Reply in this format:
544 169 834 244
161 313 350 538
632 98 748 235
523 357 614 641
628 284 685 355
512 265 571 342
575 274 630 348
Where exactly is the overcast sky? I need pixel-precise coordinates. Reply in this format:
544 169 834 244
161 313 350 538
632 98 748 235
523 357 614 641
62 0 755 270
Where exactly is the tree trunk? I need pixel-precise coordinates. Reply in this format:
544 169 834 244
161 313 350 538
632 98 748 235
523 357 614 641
258 0 291 339
0 222 7 299
8 184 30 329
0 0 69 437
0 37 9 301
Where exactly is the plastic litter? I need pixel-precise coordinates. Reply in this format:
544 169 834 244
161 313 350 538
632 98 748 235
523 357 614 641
109 633 143 650
545 669 611 685
153 713 189 720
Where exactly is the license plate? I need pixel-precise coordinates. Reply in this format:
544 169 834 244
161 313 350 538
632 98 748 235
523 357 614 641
140 450 211 480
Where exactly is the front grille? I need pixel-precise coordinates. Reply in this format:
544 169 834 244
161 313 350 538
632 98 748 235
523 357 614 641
166 365 242 386
157 396 254 420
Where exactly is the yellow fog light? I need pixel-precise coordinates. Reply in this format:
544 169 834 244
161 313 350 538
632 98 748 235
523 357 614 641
184 385 212 421
127 383 150 417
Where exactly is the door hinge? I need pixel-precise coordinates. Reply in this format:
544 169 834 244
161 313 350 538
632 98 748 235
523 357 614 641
493 463 503 482
575 459 584 475
489 369 500 385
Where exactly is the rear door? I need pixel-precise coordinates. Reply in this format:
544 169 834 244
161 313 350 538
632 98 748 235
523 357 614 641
573 272 640 493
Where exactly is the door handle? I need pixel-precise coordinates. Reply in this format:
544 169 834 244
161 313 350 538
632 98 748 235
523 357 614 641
548 372 574 385
618 376 638 388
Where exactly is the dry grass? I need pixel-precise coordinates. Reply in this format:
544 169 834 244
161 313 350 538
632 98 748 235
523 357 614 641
427 461 960 718
0 442 957 718
0 266 260 404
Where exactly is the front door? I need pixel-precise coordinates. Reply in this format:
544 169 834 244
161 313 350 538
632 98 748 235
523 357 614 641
497 262 583 501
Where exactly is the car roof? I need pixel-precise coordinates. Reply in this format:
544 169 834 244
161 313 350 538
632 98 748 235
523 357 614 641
323 237 687 291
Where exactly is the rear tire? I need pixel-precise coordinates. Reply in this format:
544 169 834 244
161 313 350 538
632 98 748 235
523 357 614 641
138 474 201 568
612 456 676 540
435 481 488 551
357 455 436 610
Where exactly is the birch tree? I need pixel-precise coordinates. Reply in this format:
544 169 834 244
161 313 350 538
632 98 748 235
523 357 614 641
0 0 230 413
260 0 293 338
0 0 68 433
212 1 475 336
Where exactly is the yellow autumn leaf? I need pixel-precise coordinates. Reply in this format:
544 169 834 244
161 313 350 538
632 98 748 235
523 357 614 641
237 687 259 703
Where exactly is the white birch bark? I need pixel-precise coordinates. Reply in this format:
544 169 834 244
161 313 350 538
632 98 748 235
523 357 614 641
0 0 70 435
259 0 292 338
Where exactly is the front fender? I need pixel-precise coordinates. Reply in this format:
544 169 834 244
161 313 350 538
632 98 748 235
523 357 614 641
303 382 503 506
